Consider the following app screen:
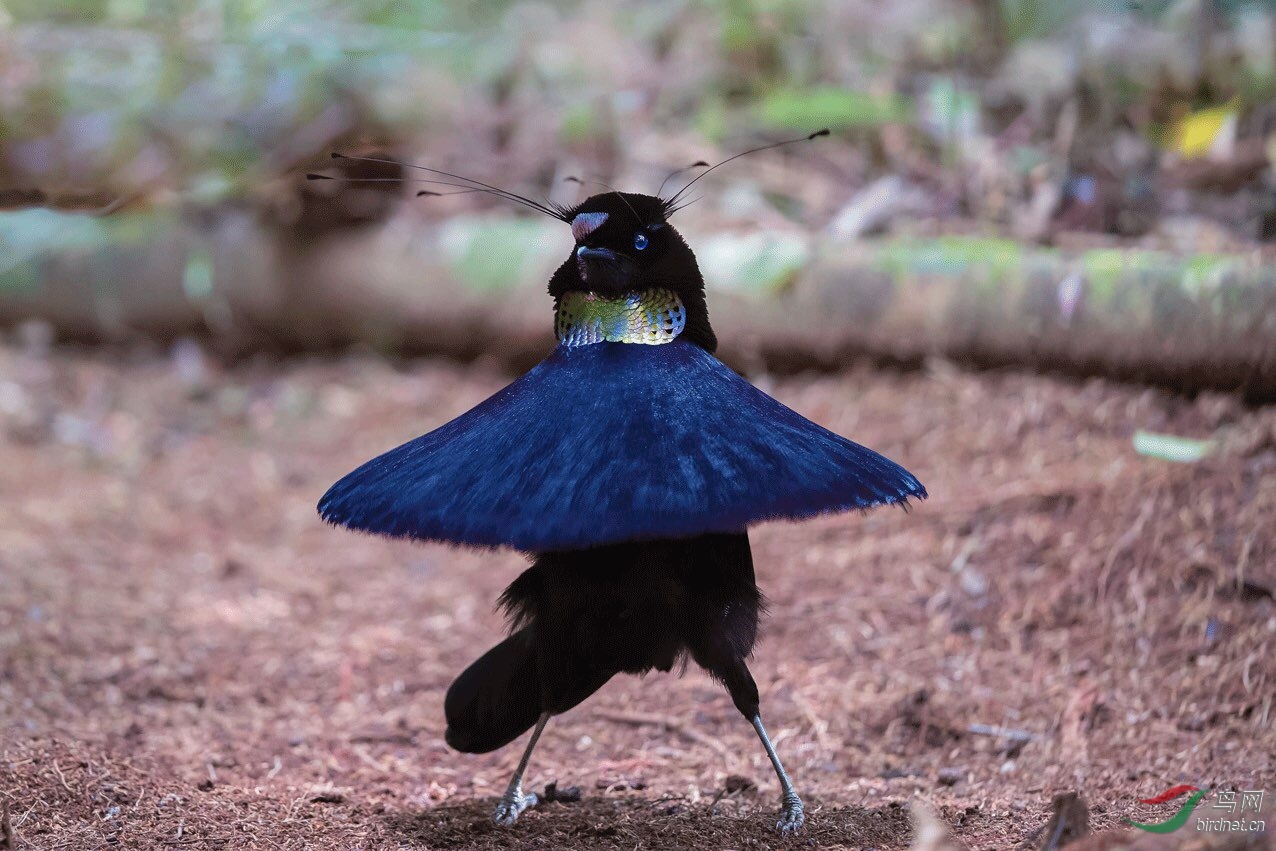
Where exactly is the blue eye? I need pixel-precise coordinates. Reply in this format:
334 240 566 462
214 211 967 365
633 232 649 251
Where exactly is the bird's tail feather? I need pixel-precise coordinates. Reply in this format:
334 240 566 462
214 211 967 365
444 629 542 754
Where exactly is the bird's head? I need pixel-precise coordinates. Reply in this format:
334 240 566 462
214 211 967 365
311 131 829 355
548 191 715 350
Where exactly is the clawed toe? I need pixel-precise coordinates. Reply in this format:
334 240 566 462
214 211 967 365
775 795 805 835
492 791 539 826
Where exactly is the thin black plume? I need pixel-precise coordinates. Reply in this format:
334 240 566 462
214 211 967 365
663 129 830 211
326 152 572 221
564 175 643 225
656 161 709 198
307 173 501 198
417 188 483 197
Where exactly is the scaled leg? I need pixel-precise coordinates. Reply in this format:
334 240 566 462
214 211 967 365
716 658 805 835
750 712 805 834
493 711 550 826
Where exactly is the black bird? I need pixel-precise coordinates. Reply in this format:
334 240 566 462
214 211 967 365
317 136 926 833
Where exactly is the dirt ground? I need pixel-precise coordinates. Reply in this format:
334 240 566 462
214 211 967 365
1 339 1273 850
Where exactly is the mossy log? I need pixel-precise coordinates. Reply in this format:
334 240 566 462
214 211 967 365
1 208 1274 399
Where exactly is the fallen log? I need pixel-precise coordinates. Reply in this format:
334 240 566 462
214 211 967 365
1 207 1274 400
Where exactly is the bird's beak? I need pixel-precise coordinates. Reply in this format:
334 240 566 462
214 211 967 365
576 246 635 294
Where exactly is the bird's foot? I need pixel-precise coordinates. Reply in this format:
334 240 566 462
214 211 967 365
775 792 805 835
492 789 540 827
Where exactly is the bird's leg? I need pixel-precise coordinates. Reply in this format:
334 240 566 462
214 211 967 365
492 711 550 826
749 713 805 834
714 657 805 834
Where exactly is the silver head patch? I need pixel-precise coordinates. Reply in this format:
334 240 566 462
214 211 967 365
571 212 608 242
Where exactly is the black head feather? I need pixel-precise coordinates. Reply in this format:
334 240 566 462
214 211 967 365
548 191 716 352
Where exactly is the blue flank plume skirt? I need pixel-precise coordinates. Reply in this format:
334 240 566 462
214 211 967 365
318 340 926 552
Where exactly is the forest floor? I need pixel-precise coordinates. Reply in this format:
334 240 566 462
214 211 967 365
1 340 1273 850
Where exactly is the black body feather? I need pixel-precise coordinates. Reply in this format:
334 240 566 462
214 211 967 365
445 533 764 753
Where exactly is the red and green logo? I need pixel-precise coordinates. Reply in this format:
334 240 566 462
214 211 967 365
1127 785 1208 833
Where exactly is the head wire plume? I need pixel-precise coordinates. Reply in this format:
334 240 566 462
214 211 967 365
308 131 829 221
563 174 644 224
306 153 573 221
305 174 484 198
661 129 830 214
656 161 709 198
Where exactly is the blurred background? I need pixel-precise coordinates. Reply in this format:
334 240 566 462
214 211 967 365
1 0 1274 388
2 3 1275 850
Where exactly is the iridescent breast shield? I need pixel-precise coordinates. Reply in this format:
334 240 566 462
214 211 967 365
554 289 687 347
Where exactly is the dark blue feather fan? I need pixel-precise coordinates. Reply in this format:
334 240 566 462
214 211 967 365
319 339 925 552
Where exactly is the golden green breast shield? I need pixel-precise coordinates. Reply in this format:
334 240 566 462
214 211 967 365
555 289 687 347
